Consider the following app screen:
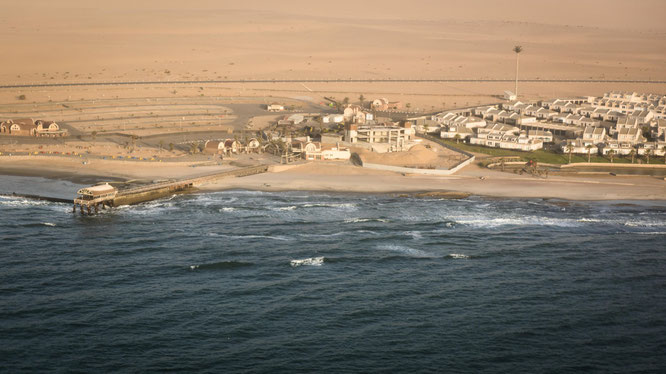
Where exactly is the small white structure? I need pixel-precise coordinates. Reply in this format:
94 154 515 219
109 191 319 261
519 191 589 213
267 104 285 112
323 114 344 124
504 91 517 101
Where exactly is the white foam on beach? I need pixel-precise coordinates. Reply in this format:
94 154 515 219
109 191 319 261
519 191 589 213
377 244 433 258
290 257 325 267
448 253 469 259
344 218 389 223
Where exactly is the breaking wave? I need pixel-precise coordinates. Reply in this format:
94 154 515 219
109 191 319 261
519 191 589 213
344 218 390 223
447 253 470 259
290 257 325 267
377 244 434 258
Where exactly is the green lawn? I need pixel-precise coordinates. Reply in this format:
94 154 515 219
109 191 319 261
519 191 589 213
427 136 665 165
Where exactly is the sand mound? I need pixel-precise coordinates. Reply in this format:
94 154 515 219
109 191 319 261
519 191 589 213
356 144 456 168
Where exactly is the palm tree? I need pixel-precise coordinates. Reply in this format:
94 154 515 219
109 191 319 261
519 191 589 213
585 144 593 163
513 45 523 99
454 134 461 144
358 94 365 108
342 97 350 106
629 149 636 163
565 143 573 163
645 148 652 164
607 149 615 163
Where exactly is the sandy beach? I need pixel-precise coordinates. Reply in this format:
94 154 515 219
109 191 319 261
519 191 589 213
1 155 665 201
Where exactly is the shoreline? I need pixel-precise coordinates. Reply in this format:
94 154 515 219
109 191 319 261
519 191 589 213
2 159 665 202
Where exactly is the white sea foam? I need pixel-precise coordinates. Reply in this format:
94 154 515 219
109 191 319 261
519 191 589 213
276 206 297 211
577 218 602 223
190 265 199 270
448 253 469 259
208 233 291 241
344 218 389 223
302 203 355 209
456 216 579 228
42 222 56 227
404 231 423 240
298 232 347 238
290 257 325 267
220 207 236 212
377 244 433 258
635 232 666 235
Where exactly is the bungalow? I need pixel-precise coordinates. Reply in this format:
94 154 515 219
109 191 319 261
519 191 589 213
580 117 601 128
440 125 474 141
474 106 496 117
471 130 543 151
582 126 607 143
616 128 643 145
563 114 585 126
603 111 623 122
600 141 635 156
534 107 557 120
527 130 553 143
561 102 578 114
591 108 610 120
562 139 595 155
636 142 666 156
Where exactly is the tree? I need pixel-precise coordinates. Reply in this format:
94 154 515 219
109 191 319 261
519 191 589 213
342 97 350 106
91 131 97 144
645 148 652 164
406 103 411 110
454 134 461 144
169 143 174 152
159 140 165 152
358 94 365 107
17 94 26 100
585 144 593 163
513 45 523 99
629 149 636 163
565 143 573 163
607 149 615 163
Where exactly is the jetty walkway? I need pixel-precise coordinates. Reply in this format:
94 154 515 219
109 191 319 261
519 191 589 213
73 164 268 214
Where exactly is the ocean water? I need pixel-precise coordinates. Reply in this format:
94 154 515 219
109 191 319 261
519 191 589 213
1 189 665 373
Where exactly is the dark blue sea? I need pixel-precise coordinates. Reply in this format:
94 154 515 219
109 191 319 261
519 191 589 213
1 180 665 373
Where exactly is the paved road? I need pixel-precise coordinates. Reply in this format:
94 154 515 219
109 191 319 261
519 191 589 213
2 78 666 89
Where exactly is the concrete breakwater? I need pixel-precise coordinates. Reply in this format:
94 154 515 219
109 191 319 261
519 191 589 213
73 165 268 214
